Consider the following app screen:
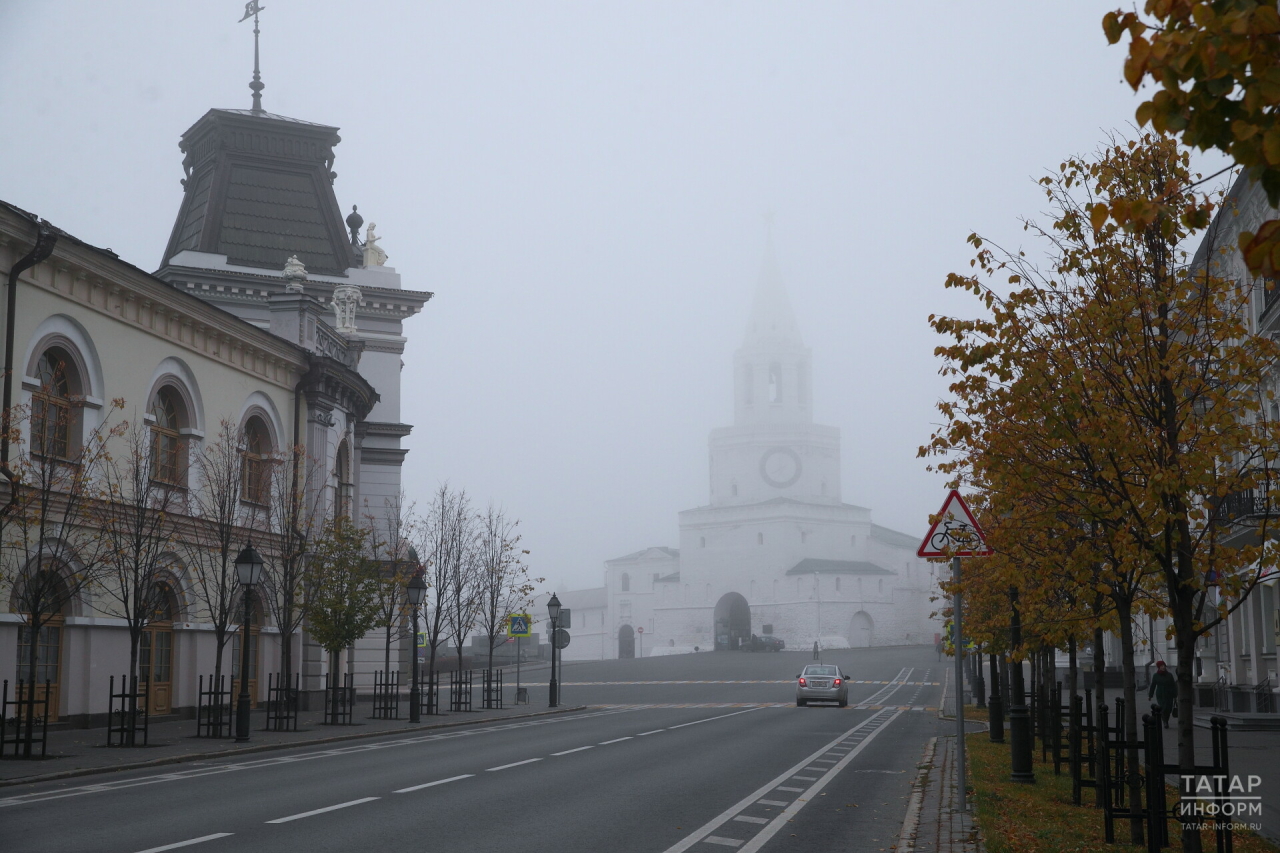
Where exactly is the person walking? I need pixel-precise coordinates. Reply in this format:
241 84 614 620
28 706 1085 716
935 637 943 661
1148 660 1177 728
812 641 820 661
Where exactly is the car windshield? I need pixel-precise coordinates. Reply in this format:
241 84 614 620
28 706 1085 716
804 666 837 676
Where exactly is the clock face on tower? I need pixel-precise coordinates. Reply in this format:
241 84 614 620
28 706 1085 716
760 447 803 488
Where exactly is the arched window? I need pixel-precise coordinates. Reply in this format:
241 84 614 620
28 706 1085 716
768 361 782 403
620 573 630 592
335 440 353 519
241 417 271 505
32 350 74 459
149 388 185 486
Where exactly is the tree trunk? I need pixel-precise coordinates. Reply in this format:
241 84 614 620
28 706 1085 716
127 630 141 747
1116 598 1144 846
1092 626 1106 809
384 624 392 680
22 614 45 758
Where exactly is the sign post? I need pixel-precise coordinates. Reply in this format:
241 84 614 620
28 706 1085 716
507 613 532 704
637 625 644 660
919 489 992 814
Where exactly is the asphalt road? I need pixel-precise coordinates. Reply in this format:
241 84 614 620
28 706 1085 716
1 644 946 853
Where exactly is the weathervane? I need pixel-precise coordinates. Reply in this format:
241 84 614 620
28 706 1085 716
239 1 266 113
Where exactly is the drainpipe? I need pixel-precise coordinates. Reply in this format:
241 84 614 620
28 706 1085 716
2 221 57 516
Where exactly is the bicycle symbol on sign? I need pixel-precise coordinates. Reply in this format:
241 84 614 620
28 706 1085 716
929 517 981 553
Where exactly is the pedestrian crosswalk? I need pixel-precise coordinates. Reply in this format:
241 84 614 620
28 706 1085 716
589 703 938 711
562 680 940 686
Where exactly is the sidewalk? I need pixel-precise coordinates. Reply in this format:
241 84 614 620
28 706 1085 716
898 734 984 852
0 700 583 788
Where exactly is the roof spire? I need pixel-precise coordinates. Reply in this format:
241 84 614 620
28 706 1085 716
239 2 266 114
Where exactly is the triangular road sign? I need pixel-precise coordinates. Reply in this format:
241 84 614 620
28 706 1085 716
918 489 993 558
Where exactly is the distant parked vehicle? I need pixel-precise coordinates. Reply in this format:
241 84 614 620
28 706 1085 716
796 664 848 707
755 635 785 652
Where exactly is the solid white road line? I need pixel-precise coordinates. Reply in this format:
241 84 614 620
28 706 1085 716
486 758 542 771
551 746 594 756
667 707 764 729
132 834 234 853
266 797 379 824
599 737 633 744
393 774 473 793
660 709 904 853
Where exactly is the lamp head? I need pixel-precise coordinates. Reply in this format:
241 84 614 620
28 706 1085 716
547 592 561 622
407 570 427 607
235 543 265 587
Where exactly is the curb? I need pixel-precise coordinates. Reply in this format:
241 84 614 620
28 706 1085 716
0 705 589 789
895 736 937 853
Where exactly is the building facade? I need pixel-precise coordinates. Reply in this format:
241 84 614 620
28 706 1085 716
0 95 430 722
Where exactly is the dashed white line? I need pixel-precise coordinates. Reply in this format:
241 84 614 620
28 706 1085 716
668 707 764 729
703 837 744 848
638 729 665 736
393 774 473 793
132 835 233 853
756 799 788 807
551 746 595 756
599 737 633 745
733 816 769 825
775 786 804 792
486 758 543 771
266 797 379 824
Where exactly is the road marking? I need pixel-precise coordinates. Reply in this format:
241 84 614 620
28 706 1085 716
703 837 744 847
660 709 903 853
486 758 542 771
792 775 818 781
733 816 769 825
638 729 665 736
756 799 789 807
133 835 234 853
668 707 764 729
0 707 640 809
551 746 594 756
393 774 473 793
266 797 379 824
599 737 633 744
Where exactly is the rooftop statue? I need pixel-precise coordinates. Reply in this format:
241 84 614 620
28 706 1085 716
363 222 388 267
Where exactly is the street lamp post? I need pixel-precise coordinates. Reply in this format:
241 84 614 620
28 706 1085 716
407 560 426 724
547 593 561 708
234 543 264 743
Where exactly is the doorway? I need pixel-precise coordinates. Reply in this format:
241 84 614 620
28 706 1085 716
713 592 751 650
618 624 635 659
141 583 177 715
848 611 874 648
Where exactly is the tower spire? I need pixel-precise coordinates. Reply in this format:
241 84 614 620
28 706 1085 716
239 2 266 114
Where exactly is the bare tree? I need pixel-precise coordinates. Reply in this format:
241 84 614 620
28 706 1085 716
2 397 122 756
415 484 474 683
474 503 538 670
254 445 325 689
364 494 415 678
93 417 183 741
182 419 251 702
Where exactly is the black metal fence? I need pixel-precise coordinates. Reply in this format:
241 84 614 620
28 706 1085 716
323 672 355 726
372 670 400 720
0 679 51 759
450 669 473 712
107 675 149 747
196 674 230 738
482 669 503 710
266 673 300 732
420 669 441 716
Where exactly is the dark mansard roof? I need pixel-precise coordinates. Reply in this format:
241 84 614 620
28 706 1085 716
162 108 361 276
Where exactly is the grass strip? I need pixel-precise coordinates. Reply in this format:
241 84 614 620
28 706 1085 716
964 715 1277 853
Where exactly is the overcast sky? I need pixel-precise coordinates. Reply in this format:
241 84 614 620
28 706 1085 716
0 2 1231 593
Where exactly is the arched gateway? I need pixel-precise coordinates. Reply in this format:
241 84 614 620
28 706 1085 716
618 624 635 659
713 592 751 651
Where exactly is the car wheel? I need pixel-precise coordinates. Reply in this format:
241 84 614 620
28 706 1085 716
838 699 848 708
796 698 806 707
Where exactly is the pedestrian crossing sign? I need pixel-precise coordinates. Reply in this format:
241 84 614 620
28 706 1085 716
508 613 532 637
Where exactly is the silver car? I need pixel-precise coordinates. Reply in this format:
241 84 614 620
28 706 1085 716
795 664 848 707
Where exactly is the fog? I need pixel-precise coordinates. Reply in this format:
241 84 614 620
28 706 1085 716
0 2 1229 593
